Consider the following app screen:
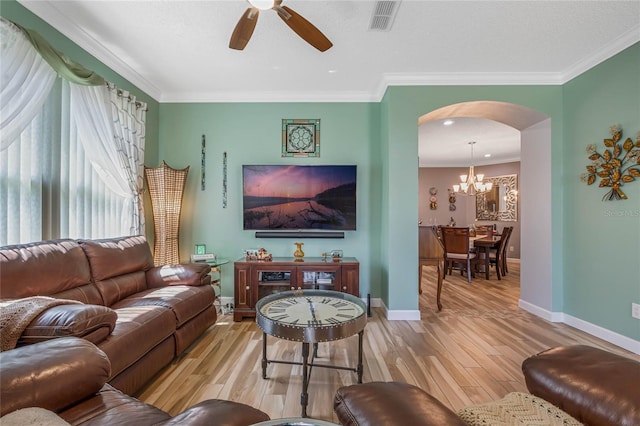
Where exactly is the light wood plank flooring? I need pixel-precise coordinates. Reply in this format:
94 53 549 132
138 261 639 422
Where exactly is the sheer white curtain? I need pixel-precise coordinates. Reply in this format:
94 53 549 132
0 98 53 244
0 18 147 245
0 18 56 150
70 83 146 235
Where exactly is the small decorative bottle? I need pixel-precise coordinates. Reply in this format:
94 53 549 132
293 242 305 259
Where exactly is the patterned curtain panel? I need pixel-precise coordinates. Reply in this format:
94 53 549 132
108 85 146 235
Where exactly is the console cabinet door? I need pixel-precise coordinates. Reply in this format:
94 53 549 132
297 265 342 292
341 264 360 296
233 263 252 321
253 264 297 301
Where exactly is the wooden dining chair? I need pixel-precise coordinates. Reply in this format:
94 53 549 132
500 226 514 275
440 226 477 283
489 227 512 279
418 225 445 311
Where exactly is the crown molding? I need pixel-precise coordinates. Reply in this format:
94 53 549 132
159 90 379 103
18 0 162 101
560 24 640 83
19 1 640 104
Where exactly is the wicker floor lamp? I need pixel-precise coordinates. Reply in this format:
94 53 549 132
144 161 189 265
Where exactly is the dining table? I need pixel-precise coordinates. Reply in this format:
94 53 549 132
471 235 501 279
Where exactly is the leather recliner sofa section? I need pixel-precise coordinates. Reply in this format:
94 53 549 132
0 337 270 425
0 235 217 395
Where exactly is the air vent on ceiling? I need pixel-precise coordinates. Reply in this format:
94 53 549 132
369 1 401 31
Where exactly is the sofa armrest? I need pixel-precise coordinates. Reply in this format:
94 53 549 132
146 263 212 288
522 345 640 426
0 337 111 416
19 304 117 346
157 400 270 426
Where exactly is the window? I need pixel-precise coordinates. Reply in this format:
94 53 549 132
1 19 146 246
0 80 130 245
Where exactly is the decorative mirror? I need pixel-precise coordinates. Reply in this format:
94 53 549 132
476 174 518 221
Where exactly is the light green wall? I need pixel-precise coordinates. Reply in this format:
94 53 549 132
158 103 382 299
563 43 640 340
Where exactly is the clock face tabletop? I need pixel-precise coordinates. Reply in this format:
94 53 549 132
256 289 367 343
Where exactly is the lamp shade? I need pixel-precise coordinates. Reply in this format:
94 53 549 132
144 161 189 265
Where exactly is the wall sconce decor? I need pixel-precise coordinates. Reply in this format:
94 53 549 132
145 161 189 265
580 125 640 201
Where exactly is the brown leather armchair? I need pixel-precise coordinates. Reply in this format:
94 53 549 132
0 337 270 426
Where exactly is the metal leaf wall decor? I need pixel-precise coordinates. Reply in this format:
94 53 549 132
580 125 640 201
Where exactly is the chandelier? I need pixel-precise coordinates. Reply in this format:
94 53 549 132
452 141 493 195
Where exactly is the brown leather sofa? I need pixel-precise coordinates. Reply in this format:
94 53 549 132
0 337 270 425
334 345 640 426
0 236 217 395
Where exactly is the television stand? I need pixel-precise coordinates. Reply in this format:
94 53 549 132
233 257 359 322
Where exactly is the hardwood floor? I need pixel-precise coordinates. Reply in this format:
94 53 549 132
139 261 639 422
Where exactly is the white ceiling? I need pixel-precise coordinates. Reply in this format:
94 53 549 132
17 0 640 164
419 117 521 167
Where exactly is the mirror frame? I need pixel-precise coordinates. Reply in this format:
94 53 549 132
475 174 518 221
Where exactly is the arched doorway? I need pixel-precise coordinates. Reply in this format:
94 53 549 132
418 101 553 317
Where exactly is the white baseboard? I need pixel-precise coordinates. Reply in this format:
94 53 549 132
519 299 564 322
519 299 640 354
367 297 383 308
381 300 421 320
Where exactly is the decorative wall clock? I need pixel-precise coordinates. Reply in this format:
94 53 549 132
282 119 321 157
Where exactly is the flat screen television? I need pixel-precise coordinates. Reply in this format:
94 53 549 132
242 165 356 231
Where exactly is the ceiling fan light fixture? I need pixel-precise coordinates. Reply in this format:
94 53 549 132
248 0 274 10
231 0 333 52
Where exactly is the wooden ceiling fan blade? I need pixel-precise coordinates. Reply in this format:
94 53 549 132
229 8 259 50
276 5 333 52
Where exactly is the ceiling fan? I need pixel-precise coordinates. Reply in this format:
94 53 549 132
229 0 333 52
